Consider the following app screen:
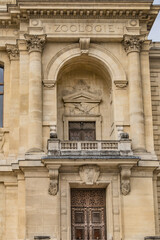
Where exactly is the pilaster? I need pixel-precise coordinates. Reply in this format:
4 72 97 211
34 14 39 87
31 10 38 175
6 44 20 160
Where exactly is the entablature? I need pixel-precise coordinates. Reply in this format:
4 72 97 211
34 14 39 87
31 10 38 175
0 0 159 31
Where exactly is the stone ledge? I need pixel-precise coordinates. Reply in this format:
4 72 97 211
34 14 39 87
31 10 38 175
145 237 160 240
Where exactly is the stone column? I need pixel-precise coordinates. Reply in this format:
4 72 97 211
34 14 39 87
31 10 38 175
6 44 20 159
24 34 46 152
123 35 146 151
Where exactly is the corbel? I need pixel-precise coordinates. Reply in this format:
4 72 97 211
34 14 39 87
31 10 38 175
119 165 133 196
114 80 128 89
79 38 90 55
43 79 55 89
47 165 61 196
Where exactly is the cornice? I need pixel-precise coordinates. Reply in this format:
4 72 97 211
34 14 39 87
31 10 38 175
0 2 159 30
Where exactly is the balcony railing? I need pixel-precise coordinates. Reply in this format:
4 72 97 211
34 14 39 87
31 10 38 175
47 139 133 156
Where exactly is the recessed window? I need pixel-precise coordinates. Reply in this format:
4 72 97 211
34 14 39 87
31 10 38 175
0 66 4 128
69 121 96 141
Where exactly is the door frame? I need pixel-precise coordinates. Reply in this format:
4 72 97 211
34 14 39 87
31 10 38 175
59 173 120 240
63 115 102 140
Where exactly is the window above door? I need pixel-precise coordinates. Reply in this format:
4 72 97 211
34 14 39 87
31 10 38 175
69 121 96 141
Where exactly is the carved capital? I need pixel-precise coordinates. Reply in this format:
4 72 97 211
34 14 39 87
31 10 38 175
120 165 132 196
24 34 47 53
114 80 128 89
6 44 19 60
122 34 146 54
47 165 61 196
79 38 90 55
79 165 100 185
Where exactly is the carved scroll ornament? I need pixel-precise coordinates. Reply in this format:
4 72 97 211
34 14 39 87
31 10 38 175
47 165 61 196
24 34 47 53
120 165 132 196
79 165 100 185
79 38 90 55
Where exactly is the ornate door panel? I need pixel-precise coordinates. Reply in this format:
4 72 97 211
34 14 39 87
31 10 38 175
69 122 96 141
71 189 106 240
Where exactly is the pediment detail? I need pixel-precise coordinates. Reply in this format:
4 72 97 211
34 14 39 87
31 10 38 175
63 91 101 104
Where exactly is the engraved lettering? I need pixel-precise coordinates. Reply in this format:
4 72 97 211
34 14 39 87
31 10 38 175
70 25 77 32
109 24 115 32
61 25 68 32
85 25 93 32
43 22 124 35
55 24 61 32
94 25 102 32
79 24 85 32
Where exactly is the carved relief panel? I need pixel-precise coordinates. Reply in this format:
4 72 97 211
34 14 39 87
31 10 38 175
63 80 102 116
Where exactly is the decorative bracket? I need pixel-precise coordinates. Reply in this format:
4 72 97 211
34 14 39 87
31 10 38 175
79 165 100 185
120 165 132 196
79 38 90 55
47 165 61 196
114 80 128 89
43 80 55 89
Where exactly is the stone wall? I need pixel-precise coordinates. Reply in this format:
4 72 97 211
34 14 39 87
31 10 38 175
150 43 160 161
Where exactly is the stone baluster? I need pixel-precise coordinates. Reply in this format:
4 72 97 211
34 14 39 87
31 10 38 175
123 34 146 152
24 34 46 152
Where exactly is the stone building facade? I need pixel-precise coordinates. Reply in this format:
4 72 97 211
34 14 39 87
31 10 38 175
0 0 160 240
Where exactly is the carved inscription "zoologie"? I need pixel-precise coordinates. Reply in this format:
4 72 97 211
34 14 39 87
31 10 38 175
45 23 124 35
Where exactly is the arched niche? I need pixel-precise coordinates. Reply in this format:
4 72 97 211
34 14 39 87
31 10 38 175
57 55 113 140
44 43 127 140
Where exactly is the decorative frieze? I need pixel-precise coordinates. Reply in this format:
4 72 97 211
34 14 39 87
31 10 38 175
79 165 100 185
24 34 47 53
6 44 19 60
122 34 146 54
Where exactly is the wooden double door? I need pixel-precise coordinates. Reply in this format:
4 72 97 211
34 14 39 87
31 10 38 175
71 189 106 240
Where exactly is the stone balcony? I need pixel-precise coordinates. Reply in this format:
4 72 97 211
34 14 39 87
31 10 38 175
47 138 133 157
